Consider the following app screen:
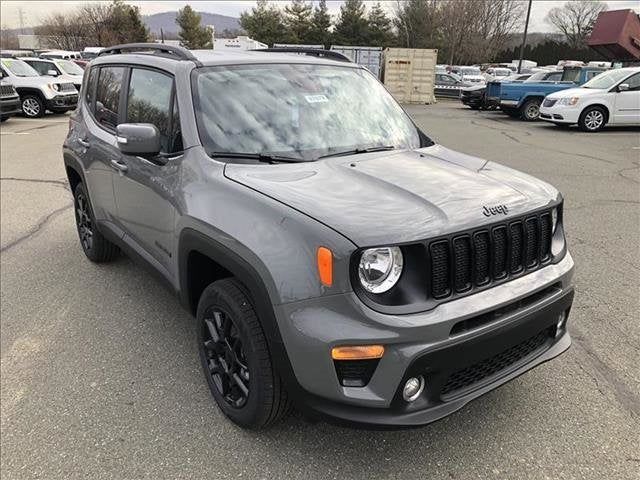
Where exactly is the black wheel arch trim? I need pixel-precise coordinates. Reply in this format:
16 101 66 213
177 228 310 409
14 87 46 101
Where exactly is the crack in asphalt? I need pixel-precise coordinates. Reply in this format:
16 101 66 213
570 325 640 418
0 177 70 190
0 203 73 253
617 162 639 185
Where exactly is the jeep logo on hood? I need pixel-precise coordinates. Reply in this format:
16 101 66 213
482 205 509 217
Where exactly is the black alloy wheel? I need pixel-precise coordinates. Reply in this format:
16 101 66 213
201 307 250 408
75 189 94 252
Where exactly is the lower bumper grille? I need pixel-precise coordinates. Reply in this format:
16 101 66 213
441 326 554 397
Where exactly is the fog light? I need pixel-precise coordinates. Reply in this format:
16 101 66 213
402 376 425 402
555 311 567 337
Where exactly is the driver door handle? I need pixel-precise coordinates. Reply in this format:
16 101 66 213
110 159 128 173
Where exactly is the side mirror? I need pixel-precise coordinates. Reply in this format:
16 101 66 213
47 69 59 76
618 83 630 92
116 123 161 156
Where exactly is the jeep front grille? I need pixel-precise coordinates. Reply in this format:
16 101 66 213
0 84 17 97
428 210 553 300
58 83 76 92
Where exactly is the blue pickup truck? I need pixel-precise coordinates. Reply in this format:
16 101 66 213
493 66 607 121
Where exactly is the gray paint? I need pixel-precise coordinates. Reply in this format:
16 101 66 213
63 48 574 418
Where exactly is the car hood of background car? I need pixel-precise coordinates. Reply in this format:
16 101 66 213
224 145 559 246
546 87 606 99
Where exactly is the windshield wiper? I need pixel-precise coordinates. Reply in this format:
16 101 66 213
317 145 395 160
210 152 306 163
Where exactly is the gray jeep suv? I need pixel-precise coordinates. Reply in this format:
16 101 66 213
63 44 575 429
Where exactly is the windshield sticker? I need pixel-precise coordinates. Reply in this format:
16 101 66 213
304 94 328 104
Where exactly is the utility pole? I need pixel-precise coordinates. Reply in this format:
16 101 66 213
518 0 533 74
17 7 25 34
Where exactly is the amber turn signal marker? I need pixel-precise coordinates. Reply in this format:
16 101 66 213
331 345 385 360
317 246 333 286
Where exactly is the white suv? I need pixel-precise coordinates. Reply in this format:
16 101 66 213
0 58 78 118
21 57 84 92
539 67 640 131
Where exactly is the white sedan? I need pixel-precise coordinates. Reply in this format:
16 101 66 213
539 67 640 132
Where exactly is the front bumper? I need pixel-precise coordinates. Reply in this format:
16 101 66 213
539 104 580 124
0 96 21 117
45 94 78 110
276 252 574 426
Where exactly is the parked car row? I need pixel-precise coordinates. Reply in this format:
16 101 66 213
0 57 79 119
459 65 640 131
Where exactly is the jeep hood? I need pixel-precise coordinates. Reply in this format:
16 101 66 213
224 145 559 246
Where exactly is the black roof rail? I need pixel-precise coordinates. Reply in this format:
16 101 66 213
253 48 351 63
97 43 198 62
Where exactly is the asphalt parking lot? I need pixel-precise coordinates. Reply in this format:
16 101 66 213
1 103 638 479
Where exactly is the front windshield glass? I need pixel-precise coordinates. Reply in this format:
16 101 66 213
56 59 83 75
0 58 38 77
193 64 422 160
460 67 481 75
582 69 629 89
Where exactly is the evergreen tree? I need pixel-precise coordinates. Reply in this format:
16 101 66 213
283 0 313 44
333 0 369 46
366 3 392 46
308 0 332 48
176 5 213 49
239 0 286 47
109 0 149 44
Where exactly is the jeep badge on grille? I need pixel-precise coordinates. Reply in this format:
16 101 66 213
482 205 509 217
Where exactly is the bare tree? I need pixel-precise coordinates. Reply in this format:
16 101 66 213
546 1 607 50
1 26 20 50
34 13 88 50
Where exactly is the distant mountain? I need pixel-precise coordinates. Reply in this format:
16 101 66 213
143 11 241 37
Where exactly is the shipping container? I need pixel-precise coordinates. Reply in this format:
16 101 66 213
587 9 640 61
330 45 383 78
382 48 438 104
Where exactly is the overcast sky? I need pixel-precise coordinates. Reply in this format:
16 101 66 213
1 0 638 32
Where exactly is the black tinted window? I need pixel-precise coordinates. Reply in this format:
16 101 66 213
126 68 173 152
28 61 52 75
95 66 124 130
625 73 640 91
85 67 98 107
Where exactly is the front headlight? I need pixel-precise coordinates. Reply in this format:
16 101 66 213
358 247 403 294
556 97 579 106
551 207 558 233
49 83 60 92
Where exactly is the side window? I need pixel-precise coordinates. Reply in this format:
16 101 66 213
84 67 98 110
622 73 640 91
585 71 600 81
547 72 562 81
29 61 49 75
126 68 173 152
95 66 125 131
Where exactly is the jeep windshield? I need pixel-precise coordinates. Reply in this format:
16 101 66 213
193 63 423 161
56 59 84 75
581 69 629 89
0 59 39 77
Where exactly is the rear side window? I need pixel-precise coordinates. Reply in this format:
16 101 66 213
126 68 173 152
547 72 562 81
624 73 640 91
84 67 98 107
95 66 125 131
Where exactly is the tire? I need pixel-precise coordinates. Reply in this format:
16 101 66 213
197 278 290 429
73 183 119 262
21 94 45 118
0 116 7 122
502 107 520 118
578 106 607 132
520 98 541 121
